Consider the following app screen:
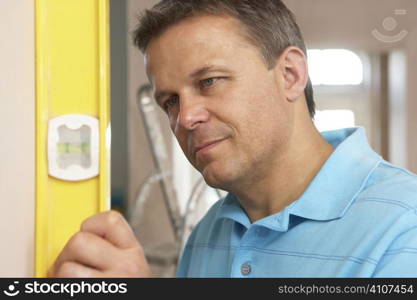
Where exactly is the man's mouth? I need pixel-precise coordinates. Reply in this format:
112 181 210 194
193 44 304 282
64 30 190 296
193 138 228 157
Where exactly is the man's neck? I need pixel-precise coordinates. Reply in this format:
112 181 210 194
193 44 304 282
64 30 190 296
233 123 334 223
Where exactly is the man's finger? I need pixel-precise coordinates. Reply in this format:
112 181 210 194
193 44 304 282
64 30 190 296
52 231 119 273
52 261 102 278
80 210 139 249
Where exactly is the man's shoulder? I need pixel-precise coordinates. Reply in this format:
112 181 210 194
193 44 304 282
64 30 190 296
359 160 417 207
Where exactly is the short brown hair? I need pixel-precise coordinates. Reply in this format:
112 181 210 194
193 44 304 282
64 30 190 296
133 0 315 118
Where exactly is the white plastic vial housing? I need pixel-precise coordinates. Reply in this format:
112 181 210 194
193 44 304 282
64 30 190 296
48 114 99 181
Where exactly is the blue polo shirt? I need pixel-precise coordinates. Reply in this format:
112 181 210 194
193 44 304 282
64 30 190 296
176 127 417 277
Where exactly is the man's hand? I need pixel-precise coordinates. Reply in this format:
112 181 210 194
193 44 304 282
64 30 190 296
48 210 152 278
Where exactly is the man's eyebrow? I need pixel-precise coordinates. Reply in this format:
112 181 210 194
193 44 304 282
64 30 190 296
189 64 231 79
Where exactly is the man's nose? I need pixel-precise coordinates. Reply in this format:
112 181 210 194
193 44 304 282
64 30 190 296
176 97 209 131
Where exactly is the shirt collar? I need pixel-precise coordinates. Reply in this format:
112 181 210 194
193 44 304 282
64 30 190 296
217 193 251 228
217 127 383 231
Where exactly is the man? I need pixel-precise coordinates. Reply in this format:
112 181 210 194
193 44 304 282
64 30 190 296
50 0 417 277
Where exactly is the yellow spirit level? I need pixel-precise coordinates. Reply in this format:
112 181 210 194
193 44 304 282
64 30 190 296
35 0 110 277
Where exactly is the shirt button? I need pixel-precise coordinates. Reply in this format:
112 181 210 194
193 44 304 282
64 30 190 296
241 263 251 276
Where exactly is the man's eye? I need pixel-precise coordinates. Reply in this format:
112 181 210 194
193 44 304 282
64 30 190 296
163 95 178 111
200 77 218 88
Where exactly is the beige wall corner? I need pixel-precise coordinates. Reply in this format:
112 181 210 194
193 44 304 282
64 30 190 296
0 0 35 277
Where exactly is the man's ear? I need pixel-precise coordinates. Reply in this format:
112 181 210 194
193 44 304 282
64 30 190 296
275 46 309 102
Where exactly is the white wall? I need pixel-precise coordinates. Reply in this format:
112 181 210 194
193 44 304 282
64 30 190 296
405 28 417 173
0 0 35 277
388 50 407 168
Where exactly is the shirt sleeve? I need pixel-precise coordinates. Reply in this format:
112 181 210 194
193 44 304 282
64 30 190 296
372 226 417 277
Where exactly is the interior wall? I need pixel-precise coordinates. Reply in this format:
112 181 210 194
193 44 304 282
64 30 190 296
284 0 416 52
0 0 35 277
406 29 417 173
388 50 407 168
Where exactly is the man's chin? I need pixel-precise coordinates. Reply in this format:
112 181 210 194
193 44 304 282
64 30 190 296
201 165 235 191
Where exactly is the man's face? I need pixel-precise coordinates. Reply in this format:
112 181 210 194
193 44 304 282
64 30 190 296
146 15 293 190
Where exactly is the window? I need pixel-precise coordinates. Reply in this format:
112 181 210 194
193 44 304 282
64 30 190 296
307 49 364 86
314 110 356 132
